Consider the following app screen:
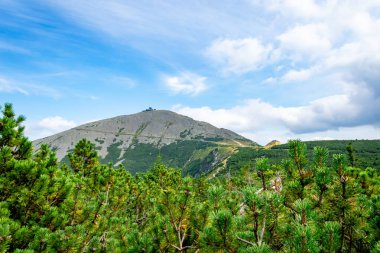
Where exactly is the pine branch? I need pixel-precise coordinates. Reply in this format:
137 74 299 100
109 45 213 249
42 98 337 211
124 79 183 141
258 217 266 247
237 236 256 246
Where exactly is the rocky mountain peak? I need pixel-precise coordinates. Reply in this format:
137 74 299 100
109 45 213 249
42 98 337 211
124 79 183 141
33 110 256 175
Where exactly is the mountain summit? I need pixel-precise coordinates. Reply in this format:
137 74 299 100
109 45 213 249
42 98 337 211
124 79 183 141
33 110 256 175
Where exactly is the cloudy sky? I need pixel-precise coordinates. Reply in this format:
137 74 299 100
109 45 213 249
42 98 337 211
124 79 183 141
1 0 380 145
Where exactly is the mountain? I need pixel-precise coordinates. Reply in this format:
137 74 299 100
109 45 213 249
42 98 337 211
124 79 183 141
264 140 281 149
33 110 257 176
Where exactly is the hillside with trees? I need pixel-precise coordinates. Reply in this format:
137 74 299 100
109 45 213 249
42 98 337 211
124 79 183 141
226 140 380 177
1 103 379 252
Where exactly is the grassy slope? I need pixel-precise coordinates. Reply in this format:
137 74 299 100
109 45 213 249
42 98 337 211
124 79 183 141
102 139 251 176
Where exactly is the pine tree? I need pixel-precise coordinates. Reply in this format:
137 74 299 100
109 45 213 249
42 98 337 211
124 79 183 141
69 138 99 176
0 103 32 161
346 142 356 167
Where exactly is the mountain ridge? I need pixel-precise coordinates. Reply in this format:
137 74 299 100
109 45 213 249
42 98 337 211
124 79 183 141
33 110 257 175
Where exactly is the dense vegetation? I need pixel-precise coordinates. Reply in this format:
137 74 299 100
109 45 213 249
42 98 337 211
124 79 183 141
227 140 380 176
1 103 380 252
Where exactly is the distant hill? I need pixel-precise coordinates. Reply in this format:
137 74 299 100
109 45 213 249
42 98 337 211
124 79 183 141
264 140 281 149
226 139 380 175
33 110 257 175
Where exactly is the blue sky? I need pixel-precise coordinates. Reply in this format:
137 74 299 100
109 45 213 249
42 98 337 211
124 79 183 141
1 0 380 144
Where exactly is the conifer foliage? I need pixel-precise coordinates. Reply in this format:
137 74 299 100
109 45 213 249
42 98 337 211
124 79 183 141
0 103 379 252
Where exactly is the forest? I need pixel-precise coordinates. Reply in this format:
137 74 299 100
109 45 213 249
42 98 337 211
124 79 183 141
226 140 380 177
1 103 379 252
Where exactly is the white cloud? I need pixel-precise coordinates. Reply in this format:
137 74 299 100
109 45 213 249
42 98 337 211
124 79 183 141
0 77 28 94
174 79 380 144
164 72 207 96
206 38 272 74
111 76 138 89
282 68 315 82
41 1 267 54
241 125 380 146
0 75 62 98
38 116 76 131
255 0 380 127
205 1 380 82
277 23 331 61
25 116 76 140
89 95 100 100
264 0 321 19
174 98 380 145
0 41 31 55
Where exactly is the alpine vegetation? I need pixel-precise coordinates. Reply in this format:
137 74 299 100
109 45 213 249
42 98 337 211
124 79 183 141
1 103 379 252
